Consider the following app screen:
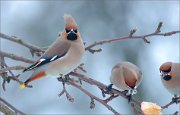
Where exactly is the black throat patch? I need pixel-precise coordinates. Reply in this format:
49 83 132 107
163 75 172 81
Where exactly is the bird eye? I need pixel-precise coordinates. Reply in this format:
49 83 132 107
74 29 78 33
65 28 70 33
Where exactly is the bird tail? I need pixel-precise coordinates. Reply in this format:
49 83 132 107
24 71 46 85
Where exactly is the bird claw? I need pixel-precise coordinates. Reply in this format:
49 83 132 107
121 90 132 103
127 94 132 103
104 84 113 94
172 96 180 104
121 90 129 95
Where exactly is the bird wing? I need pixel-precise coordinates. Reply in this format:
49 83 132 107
23 40 71 72
123 67 137 89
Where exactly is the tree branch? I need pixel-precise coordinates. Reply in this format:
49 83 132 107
0 97 26 115
0 66 26 74
0 22 180 114
0 33 42 52
161 96 180 109
69 72 141 105
85 30 180 53
85 22 180 53
67 80 121 115
0 51 35 64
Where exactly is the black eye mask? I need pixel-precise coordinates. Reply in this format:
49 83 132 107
163 67 171 73
65 28 78 33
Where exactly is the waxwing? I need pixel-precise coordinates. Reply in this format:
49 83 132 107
160 62 180 97
107 61 143 101
21 14 84 87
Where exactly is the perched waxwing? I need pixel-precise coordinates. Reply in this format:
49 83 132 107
106 61 143 101
159 62 180 98
21 14 84 87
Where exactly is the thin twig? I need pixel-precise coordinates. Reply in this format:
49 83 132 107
155 22 163 33
0 51 35 64
103 94 119 103
85 21 180 53
0 66 26 73
69 72 141 106
0 97 26 115
67 80 121 115
85 30 180 53
58 79 74 102
161 97 180 109
131 103 143 115
0 33 42 52
0 22 180 114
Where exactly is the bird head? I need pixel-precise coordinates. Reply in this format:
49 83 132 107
159 62 172 81
64 14 78 41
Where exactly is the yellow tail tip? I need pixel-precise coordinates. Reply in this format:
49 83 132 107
19 83 25 89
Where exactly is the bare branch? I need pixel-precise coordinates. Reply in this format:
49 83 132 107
85 22 180 53
90 98 95 109
0 66 26 74
58 80 74 102
130 103 143 115
1 22 180 114
161 96 180 109
155 22 163 33
173 111 178 115
0 97 26 115
76 63 87 73
87 48 102 54
0 33 42 52
129 29 136 37
0 51 35 64
67 80 121 115
69 72 141 106
103 94 119 103
142 37 150 44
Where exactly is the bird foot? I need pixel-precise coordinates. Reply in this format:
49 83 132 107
104 84 113 94
57 76 67 86
127 94 132 103
172 96 180 104
121 90 132 103
121 90 129 95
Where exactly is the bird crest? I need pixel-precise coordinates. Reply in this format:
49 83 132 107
64 14 78 30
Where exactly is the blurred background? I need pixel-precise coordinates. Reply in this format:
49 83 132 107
0 0 179 114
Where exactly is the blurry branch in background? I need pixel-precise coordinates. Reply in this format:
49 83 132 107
0 51 35 64
161 96 180 109
0 97 25 115
0 33 44 57
0 22 180 115
85 22 180 53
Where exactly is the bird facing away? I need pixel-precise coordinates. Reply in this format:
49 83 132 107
159 62 180 98
106 61 143 101
22 14 85 87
